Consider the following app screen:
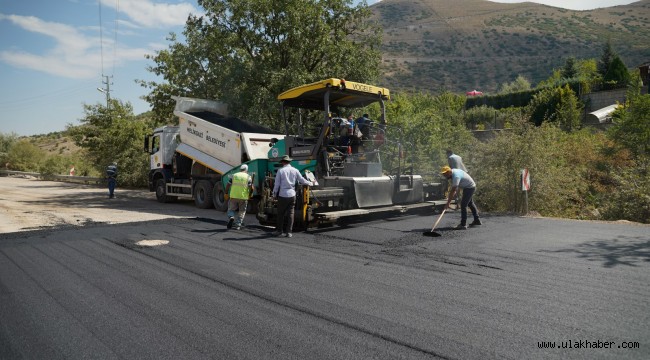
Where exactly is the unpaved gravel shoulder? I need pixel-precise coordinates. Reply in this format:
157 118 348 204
0 175 213 233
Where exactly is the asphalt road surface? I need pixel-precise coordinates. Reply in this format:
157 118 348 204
1 179 648 359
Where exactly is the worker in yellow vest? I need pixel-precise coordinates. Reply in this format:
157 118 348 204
225 164 254 230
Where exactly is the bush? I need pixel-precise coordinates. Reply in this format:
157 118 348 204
600 158 650 223
473 122 588 216
6 140 44 171
39 156 67 179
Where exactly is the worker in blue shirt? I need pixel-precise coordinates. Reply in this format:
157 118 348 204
106 162 117 199
272 155 313 238
441 165 482 229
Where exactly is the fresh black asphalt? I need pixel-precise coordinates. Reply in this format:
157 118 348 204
1 211 648 359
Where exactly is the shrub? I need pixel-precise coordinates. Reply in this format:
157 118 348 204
473 122 588 216
600 158 650 223
6 140 44 172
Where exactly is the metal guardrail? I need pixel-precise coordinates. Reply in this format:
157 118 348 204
0 170 103 185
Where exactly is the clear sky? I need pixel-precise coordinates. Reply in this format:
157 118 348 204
0 0 640 136
487 0 637 9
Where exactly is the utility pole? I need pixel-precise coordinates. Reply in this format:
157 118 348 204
97 75 112 108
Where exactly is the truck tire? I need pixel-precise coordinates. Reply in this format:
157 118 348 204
156 179 177 203
213 182 228 212
194 180 214 209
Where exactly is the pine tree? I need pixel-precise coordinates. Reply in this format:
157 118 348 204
604 56 631 87
597 40 615 78
561 57 579 79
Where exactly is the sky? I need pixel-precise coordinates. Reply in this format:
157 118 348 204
0 0 640 136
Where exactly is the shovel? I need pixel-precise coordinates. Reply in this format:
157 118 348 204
423 208 446 237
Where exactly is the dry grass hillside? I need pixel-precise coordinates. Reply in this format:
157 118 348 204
29 133 81 156
371 0 650 93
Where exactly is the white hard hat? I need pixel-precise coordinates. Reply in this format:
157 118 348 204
240 164 248 171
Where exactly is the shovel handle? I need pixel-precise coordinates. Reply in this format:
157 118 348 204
430 208 447 232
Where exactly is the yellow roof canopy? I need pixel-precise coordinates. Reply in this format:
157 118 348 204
278 78 390 110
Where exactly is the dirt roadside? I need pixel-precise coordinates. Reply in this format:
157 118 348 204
0 175 213 233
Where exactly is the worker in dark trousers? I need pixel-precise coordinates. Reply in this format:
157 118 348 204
106 162 118 199
441 165 481 229
272 155 313 238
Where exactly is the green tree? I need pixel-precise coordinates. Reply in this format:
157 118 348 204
39 155 72 178
561 57 578 79
498 75 531 94
38 153 94 178
67 99 151 187
0 132 19 168
608 94 650 157
538 58 600 94
603 55 631 88
575 58 600 93
527 85 583 128
6 140 44 171
383 92 475 177
555 85 582 131
527 87 561 126
140 0 382 129
597 39 615 78
600 159 650 223
474 122 589 217
577 59 599 80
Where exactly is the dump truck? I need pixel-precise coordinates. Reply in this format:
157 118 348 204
144 96 283 210
214 78 446 230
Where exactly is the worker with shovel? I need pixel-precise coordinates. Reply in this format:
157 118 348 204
441 166 481 230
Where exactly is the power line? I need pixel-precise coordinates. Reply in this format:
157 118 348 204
0 81 97 107
98 0 104 77
112 0 119 76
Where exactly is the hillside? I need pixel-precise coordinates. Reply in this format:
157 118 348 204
371 0 650 93
28 132 81 156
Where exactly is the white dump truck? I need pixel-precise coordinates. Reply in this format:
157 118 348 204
144 96 283 210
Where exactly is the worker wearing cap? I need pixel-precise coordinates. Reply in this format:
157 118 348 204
272 155 313 238
446 149 467 207
441 165 481 229
446 149 467 172
226 164 254 230
106 162 118 199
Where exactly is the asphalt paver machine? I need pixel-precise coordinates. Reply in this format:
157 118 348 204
237 78 445 230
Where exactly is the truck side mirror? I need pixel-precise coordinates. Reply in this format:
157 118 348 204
144 136 149 152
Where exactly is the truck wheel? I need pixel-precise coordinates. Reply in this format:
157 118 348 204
213 182 228 212
156 179 177 203
194 180 214 209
